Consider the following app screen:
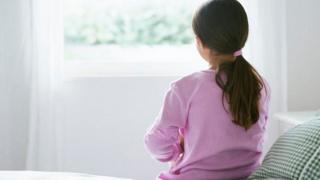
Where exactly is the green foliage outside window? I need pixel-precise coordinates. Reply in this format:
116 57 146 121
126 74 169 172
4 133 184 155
64 2 194 46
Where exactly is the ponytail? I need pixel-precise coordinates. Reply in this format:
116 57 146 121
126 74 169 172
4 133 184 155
215 56 264 130
192 0 263 130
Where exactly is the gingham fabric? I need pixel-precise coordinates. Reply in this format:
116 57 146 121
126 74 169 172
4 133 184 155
248 120 320 180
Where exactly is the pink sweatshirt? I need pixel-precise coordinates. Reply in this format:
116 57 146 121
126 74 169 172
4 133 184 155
144 69 270 180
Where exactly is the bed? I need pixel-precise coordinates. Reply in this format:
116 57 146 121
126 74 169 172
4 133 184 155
0 171 133 180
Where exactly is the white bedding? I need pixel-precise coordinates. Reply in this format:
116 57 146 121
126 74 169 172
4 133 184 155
0 171 133 180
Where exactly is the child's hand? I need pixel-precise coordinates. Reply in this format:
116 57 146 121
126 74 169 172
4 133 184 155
169 134 184 168
178 128 185 152
169 153 183 168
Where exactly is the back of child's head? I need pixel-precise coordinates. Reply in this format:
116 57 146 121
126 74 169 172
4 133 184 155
193 0 248 55
193 0 266 130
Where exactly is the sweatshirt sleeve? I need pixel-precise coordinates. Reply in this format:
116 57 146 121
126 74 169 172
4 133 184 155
144 82 187 162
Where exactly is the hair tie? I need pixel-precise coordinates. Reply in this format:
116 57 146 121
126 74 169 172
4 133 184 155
233 49 242 57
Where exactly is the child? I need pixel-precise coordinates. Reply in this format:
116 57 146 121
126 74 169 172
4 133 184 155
144 0 270 179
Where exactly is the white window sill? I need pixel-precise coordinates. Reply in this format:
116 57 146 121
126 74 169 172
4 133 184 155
63 61 208 78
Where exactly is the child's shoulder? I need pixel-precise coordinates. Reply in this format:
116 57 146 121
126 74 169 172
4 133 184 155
170 70 210 90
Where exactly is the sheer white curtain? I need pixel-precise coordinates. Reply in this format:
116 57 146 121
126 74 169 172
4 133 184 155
0 0 64 170
0 0 33 169
26 0 64 170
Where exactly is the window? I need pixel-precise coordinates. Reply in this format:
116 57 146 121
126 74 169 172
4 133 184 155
64 0 207 77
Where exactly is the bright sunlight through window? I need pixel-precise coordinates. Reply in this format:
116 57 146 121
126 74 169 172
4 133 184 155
64 0 206 77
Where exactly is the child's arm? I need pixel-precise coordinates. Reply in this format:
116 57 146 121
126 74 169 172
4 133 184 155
144 83 187 163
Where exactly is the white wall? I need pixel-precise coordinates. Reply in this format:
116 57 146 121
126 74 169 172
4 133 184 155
59 77 178 180
287 0 320 111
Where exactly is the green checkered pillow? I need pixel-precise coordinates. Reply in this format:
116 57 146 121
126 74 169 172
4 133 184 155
249 120 320 180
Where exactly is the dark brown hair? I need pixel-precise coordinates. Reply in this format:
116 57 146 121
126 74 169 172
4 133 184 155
192 0 265 130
